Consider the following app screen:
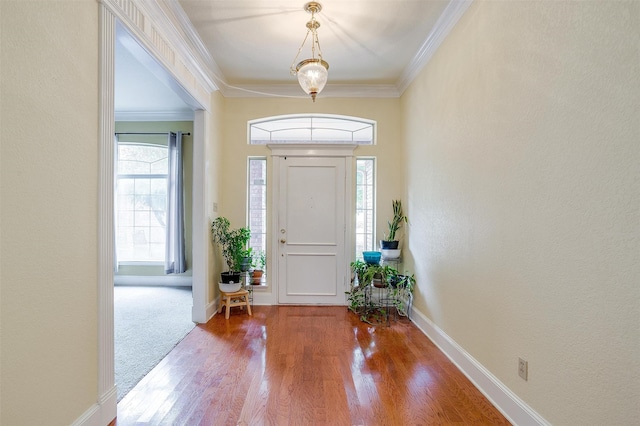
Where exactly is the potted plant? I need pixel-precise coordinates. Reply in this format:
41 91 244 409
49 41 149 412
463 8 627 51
389 273 415 317
211 217 251 285
238 247 253 272
380 200 407 257
345 264 415 325
360 263 397 288
346 263 402 325
350 259 368 287
251 250 266 284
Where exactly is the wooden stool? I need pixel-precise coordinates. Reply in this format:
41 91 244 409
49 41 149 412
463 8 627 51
218 289 252 319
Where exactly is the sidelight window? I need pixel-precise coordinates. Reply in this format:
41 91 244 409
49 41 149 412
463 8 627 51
355 158 376 258
248 157 267 265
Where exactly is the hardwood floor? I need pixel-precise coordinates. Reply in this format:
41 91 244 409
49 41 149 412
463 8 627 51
114 306 510 425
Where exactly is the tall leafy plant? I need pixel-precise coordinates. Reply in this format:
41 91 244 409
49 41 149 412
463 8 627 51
385 199 408 241
211 217 251 272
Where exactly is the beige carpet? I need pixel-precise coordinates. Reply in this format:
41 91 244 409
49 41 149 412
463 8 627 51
114 285 195 401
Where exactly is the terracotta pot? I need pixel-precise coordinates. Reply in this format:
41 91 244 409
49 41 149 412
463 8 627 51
251 269 264 285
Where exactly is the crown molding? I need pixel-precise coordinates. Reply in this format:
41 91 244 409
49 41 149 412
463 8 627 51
221 83 400 99
105 0 470 100
115 110 195 121
100 0 217 109
396 0 474 95
143 0 467 99
220 0 472 98
135 0 218 93
160 0 228 91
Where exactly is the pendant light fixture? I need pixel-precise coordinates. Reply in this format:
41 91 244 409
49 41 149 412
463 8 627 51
290 2 328 102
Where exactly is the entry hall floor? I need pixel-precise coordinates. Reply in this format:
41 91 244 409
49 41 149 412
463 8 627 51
114 305 510 425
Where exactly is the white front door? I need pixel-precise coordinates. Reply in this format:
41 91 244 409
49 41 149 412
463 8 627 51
273 151 351 305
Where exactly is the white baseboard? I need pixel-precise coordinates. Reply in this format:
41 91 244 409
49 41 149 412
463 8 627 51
100 386 118 425
409 307 550 426
204 296 219 321
114 274 192 286
72 386 117 426
71 404 100 426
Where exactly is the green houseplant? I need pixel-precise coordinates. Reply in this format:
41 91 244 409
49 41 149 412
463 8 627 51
380 199 408 252
238 247 253 272
346 263 397 325
211 217 251 283
346 261 415 325
350 259 367 287
251 250 266 284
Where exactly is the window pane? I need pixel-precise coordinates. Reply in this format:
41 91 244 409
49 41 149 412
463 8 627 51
135 211 150 226
118 194 134 210
118 210 133 226
135 178 151 195
118 178 135 194
116 143 168 262
149 227 165 244
249 114 376 145
248 158 267 280
150 179 166 193
150 157 168 174
355 158 375 258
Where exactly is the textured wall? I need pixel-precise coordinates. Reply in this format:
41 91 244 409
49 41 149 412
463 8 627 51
0 1 100 424
401 0 639 424
205 92 226 304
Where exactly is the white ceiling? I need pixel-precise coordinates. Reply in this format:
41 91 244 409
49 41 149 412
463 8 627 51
115 0 464 117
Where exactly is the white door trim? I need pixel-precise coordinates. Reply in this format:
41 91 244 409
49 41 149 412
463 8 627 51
96 2 213 424
268 144 358 158
269 144 356 305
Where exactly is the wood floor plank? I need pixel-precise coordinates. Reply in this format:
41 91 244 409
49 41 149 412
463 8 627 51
114 305 510 425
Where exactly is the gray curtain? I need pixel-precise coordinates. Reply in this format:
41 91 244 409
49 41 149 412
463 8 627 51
165 131 186 274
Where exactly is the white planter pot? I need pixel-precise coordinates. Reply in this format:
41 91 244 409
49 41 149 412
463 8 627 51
219 282 242 293
381 248 401 260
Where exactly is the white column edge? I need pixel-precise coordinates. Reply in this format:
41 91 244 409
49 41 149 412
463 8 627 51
98 3 117 425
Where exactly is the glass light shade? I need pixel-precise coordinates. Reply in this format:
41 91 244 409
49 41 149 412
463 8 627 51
296 59 329 101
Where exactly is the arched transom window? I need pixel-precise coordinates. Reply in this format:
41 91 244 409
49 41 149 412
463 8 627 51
248 114 376 145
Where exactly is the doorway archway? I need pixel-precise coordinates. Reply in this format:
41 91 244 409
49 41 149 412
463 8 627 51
98 1 213 421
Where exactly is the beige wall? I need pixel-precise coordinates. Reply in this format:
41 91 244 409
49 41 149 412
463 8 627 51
0 1 100 424
401 0 639 424
2 0 637 424
206 92 226 303
222 98 403 295
114 121 194 276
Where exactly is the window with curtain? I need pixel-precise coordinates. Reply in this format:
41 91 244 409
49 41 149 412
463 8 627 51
355 157 376 259
116 143 168 262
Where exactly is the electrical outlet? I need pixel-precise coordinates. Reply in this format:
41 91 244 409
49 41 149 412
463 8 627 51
213 202 218 212
518 358 528 381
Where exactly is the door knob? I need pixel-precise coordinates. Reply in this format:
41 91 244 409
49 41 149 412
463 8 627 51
280 239 286 244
